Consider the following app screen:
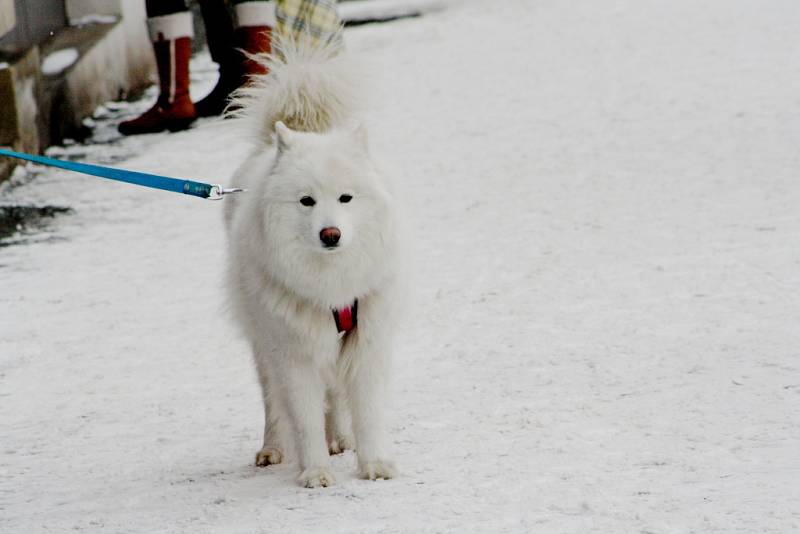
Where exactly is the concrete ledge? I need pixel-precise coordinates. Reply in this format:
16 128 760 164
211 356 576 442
0 45 43 183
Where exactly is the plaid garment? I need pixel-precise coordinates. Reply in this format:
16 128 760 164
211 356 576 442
275 0 343 46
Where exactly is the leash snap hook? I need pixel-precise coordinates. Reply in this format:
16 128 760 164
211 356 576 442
208 184 246 200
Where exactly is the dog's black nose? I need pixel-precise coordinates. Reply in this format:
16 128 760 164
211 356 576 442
320 227 341 247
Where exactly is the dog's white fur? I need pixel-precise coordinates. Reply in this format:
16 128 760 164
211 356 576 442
224 38 403 488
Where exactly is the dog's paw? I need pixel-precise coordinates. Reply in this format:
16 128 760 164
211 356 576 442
358 459 397 481
298 466 335 488
328 434 355 455
255 446 283 467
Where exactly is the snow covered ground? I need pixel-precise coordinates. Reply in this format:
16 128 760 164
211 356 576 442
2 0 800 532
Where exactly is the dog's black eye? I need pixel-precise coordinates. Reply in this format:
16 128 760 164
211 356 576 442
339 194 353 203
300 196 316 207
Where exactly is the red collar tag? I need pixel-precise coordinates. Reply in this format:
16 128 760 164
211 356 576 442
333 300 358 335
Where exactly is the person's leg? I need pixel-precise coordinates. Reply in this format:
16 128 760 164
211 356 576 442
274 0 341 47
194 0 241 117
119 1 196 135
194 1 273 117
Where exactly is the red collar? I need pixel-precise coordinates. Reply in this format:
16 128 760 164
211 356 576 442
333 300 358 335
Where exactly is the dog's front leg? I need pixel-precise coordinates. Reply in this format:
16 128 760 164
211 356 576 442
347 338 397 480
277 357 333 488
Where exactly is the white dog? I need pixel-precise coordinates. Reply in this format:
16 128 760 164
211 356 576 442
224 37 403 488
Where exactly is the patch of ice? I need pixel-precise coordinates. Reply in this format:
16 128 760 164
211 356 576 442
41 48 79 76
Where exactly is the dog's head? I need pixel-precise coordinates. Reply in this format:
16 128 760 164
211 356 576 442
268 121 388 253
257 122 396 303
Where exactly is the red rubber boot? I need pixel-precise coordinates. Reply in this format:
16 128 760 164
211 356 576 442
235 1 274 78
119 13 197 135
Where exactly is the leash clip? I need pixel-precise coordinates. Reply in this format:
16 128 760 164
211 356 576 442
208 184 246 200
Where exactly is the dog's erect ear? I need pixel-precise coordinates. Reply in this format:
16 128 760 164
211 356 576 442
275 121 294 152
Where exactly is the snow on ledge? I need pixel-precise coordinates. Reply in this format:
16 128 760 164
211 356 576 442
41 48 79 76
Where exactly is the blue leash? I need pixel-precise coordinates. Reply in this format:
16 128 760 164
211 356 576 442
0 148 243 200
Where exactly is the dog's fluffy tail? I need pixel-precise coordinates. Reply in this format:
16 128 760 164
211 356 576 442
228 34 359 144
